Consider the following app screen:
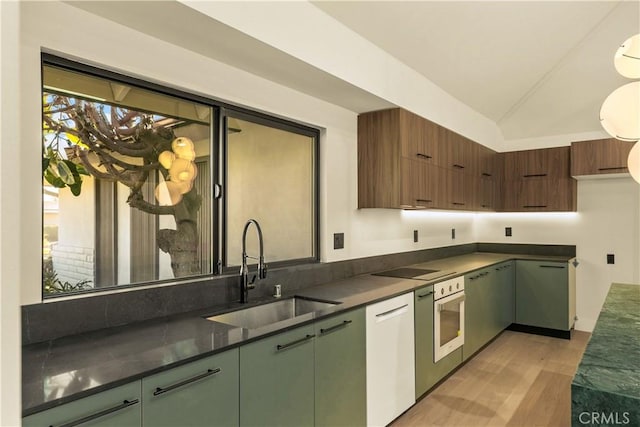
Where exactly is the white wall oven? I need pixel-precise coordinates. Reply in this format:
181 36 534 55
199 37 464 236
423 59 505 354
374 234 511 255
434 276 465 362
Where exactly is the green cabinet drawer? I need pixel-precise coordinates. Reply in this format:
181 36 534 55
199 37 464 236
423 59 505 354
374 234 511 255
516 260 569 330
314 308 366 427
142 349 239 427
23 381 141 427
239 324 315 427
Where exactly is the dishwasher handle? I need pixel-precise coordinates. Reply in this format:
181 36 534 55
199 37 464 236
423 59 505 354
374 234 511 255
375 304 409 322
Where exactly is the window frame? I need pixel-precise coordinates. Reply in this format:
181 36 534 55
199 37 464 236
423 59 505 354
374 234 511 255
41 53 320 299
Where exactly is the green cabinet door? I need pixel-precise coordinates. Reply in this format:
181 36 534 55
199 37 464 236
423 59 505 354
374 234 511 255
314 308 366 427
516 260 569 330
239 324 315 427
463 268 493 360
23 381 141 427
142 349 239 427
414 286 462 399
495 261 515 330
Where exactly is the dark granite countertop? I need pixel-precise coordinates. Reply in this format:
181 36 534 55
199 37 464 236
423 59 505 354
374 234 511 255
572 283 640 402
22 251 573 417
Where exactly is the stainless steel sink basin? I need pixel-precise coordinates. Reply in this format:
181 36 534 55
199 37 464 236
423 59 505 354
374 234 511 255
206 297 340 330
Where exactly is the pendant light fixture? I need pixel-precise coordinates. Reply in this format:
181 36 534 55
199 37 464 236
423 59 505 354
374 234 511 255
600 33 640 183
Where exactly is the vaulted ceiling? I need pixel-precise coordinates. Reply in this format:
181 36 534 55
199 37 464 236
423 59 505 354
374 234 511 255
65 1 639 144
312 1 639 141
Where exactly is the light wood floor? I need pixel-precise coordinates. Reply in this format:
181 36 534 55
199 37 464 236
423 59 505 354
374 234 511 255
393 330 591 427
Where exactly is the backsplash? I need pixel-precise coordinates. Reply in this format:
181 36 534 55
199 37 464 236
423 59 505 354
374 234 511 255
22 242 575 344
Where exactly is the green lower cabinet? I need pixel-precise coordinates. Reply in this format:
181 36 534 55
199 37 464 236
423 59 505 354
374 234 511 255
141 349 239 427
414 286 462 399
463 268 492 360
239 324 315 427
314 308 366 427
495 261 515 330
23 381 141 427
516 260 570 330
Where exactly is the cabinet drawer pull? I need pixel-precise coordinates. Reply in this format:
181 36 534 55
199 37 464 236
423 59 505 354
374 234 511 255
539 265 565 269
522 205 547 208
153 368 221 396
452 202 465 206
320 320 352 335
416 199 432 203
598 167 627 171
523 173 547 178
416 153 432 159
482 172 492 177
52 399 140 427
453 164 465 169
417 291 434 299
276 334 315 351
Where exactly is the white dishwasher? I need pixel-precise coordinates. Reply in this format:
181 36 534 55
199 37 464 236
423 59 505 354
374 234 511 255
366 292 415 427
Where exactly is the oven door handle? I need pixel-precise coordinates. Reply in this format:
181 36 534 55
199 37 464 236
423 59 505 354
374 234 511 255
436 293 465 311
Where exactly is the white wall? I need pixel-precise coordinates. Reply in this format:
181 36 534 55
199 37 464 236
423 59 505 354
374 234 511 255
0 1 22 425
475 177 640 331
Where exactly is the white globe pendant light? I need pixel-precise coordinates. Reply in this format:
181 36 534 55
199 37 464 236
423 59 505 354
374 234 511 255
628 142 640 184
615 34 640 79
599 81 640 142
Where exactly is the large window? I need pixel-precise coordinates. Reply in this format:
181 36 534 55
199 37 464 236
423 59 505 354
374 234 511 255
41 56 318 297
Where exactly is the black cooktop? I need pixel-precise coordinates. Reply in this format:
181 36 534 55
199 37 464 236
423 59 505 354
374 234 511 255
373 268 440 279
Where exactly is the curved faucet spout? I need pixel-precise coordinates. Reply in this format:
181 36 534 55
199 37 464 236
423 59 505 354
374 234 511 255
240 219 267 303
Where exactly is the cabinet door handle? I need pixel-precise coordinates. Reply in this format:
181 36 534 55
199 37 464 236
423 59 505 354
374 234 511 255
320 320 352 335
276 334 315 351
523 173 547 178
453 164 465 169
523 205 547 208
598 167 627 171
52 399 140 427
539 265 565 269
153 368 221 396
417 291 434 299
416 153 432 159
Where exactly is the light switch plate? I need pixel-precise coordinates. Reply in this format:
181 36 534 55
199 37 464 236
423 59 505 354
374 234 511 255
505 227 512 237
333 233 344 250
413 230 418 242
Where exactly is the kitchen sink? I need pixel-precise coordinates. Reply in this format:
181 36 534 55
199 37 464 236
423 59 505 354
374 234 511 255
205 296 340 330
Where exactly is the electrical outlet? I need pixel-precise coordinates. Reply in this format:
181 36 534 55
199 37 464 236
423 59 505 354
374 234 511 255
333 233 344 250
505 227 512 237
607 254 615 264
413 230 418 242
451 228 456 239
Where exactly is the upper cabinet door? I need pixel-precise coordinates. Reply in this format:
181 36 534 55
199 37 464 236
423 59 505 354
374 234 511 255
399 109 442 165
503 147 570 181
571 138 635 177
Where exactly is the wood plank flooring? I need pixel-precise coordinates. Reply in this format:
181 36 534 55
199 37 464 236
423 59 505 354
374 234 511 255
393 330 591 427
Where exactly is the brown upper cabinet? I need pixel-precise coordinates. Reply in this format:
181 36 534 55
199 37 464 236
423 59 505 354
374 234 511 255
358 108 444 209
358 107 576 212
442 129 477 175
500 147 576 212
503 147 571 181
570 138 634 177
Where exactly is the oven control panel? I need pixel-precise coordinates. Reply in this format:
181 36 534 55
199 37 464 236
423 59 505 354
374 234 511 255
434 276 464 300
